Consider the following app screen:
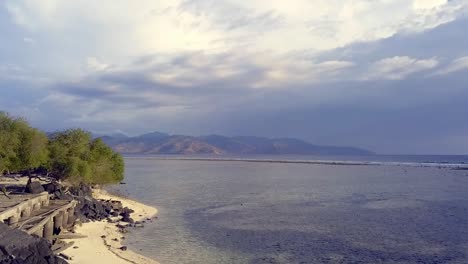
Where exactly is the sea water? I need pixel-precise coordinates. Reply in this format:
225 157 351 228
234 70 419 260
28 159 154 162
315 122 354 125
108 155 468 264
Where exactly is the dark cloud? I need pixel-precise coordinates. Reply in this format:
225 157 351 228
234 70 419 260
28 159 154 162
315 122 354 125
318 17 468 63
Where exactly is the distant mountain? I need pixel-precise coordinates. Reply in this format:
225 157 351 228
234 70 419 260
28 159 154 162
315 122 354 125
100 132 375 156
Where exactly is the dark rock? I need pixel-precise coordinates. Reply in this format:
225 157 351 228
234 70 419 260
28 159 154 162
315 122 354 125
119 246 127 251
42 182 59 193
133 223 144 228
116 224 126 229
121 217 134 224
110 201 123 211
0 223 68 264
25 181 45 194
68 184 93 197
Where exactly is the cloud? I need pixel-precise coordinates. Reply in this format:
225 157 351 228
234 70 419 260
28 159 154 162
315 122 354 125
86 57 110 72
365 56 439 80
433 56 468 75
178 0 284 31
4 0 467 57
2 1 468 154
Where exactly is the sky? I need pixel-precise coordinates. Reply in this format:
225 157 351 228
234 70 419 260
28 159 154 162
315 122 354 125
1 0 468 154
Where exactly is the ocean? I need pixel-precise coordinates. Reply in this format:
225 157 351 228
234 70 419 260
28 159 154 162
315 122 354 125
108 155 468 264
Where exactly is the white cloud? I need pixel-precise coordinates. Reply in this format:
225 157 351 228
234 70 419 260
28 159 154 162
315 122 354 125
86 57 109 72
4 0 467 58
433 56 468 75
413 0 447 10
365 56 439 80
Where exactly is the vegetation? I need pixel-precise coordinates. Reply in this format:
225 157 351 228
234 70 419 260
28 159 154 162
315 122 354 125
0 112 124 185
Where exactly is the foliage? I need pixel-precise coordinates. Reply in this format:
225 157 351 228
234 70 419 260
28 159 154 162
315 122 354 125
48 129 93 183
48 129 124 184
0 112 124 185
0 112 49 173
0 112 20 173
89 138 124 184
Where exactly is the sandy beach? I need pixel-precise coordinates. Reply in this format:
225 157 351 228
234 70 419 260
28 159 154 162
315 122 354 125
62 189 159 264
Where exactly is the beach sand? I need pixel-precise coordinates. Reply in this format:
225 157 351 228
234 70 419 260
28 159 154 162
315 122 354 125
62 189 159 264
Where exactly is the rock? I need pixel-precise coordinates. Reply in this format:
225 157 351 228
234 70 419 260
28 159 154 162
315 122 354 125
0 223 68 264
119 207 135 217
121 216 134 224
119 246 127 251
110 201 123 211
25 181 45 194
116 224 126 229
133 223 144 228
42 182 59 193
69 184 93 197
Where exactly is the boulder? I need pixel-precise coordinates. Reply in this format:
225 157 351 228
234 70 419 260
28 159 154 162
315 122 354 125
0 223 68 264
25 181 45 194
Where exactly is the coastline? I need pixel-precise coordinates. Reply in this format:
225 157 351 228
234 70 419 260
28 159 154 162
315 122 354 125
126 156 468 169
62 189 159 264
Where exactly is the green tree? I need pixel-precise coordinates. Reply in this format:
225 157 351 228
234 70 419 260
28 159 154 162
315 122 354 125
89 138 124 184
48 129 124 185
0 112 48 173
13 121 49 172
0 112 20 173
48 129 92 183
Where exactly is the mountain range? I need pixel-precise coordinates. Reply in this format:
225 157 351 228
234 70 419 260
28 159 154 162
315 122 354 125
98 132 375 156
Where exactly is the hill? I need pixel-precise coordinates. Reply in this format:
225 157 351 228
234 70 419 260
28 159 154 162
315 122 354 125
100 132 374 156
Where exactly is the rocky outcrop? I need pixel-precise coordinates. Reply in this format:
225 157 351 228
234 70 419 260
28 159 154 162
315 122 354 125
55 184 136 223
0 223 67 264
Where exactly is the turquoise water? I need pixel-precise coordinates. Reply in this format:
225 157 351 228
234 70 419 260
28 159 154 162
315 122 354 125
109 156 468 264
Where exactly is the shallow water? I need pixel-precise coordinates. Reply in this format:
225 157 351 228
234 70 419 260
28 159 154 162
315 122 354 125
109 157 468 264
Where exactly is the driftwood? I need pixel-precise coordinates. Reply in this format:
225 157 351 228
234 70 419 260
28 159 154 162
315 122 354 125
59 253 73 260
56 233 88 239
52 240 75 254
1 185 11 199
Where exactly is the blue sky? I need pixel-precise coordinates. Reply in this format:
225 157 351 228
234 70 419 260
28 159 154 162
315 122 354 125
1 0 468 154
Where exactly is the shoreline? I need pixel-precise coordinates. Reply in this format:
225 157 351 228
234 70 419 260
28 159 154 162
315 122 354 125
62 189 159 264
125 156 468 169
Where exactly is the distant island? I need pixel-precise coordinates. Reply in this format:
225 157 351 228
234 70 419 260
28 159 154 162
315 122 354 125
99 132 375 156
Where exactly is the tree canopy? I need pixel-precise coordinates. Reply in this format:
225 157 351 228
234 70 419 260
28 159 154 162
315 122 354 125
0 112 48 173
48 129 124 184
0 112 124 185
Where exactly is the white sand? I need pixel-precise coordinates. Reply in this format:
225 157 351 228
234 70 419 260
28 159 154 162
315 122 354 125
62 189 159 264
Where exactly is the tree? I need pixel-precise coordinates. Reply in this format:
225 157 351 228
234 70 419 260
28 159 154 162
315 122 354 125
0 112 20 174
0 112 49 173
48 129 124 185
1 112 125 185
48 129 92 183
13 122 49 172
89 138 124 184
